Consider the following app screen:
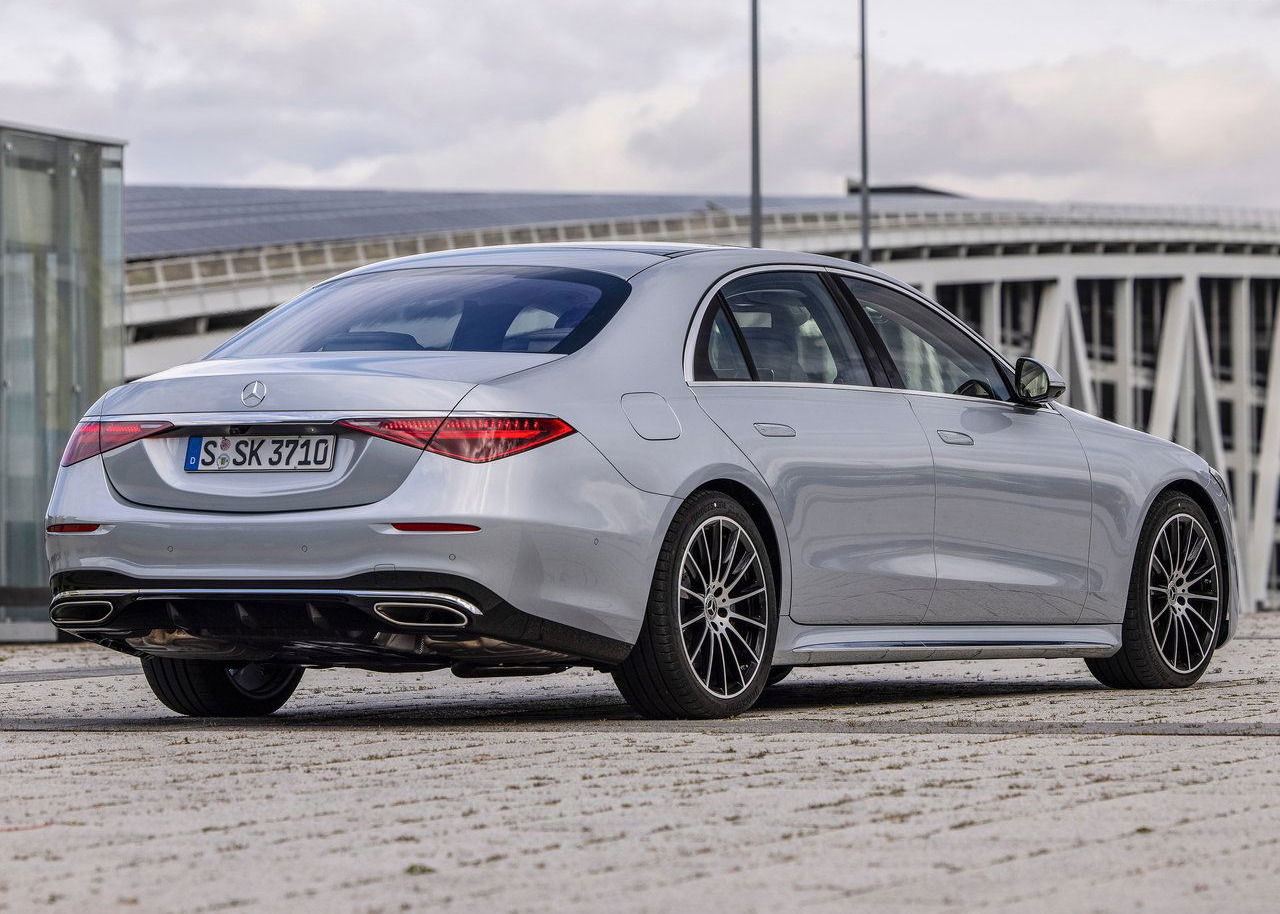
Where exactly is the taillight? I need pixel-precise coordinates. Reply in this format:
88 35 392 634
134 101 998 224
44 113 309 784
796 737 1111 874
60 420 174 466
337 418 444 449
47 523 100 534
339 416 575 463
427 417 575 463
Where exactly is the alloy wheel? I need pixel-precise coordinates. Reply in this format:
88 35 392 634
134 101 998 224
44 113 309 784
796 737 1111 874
1147 512 1219 674
677 516 769 698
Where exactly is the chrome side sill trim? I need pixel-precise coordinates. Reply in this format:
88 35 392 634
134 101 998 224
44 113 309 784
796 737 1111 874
774 621 1122 665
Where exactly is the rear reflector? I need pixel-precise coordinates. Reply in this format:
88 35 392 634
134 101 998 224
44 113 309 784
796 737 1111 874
47 523 100 534
61 420 174 466
391 522 480 533
340 416 575 462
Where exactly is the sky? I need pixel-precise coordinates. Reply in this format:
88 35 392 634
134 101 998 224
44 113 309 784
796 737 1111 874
1 0 1278 206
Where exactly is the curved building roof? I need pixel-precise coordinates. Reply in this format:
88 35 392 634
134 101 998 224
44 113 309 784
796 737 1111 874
121 184 1031 260
124 184 1280 262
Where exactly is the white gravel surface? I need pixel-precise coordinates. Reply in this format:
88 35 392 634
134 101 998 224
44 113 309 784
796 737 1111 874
2 617 1279 913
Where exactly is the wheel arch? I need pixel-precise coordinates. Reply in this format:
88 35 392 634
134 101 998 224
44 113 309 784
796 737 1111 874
684 478 787 615
1149 477 1233 647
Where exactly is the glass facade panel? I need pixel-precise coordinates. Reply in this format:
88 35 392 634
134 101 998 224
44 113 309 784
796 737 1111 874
0 125 123 634
1199 277 1233 382
1077 278 1117 362
1252 278 1280 390
999 281 1045 357
935 283 984 333
1134 278 1172 370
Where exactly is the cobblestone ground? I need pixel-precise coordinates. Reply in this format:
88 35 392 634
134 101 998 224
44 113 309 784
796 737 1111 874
2 617 1279 914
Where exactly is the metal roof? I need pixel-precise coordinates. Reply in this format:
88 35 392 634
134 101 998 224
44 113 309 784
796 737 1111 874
122 185 1003 260
123 184 1280 262
0 119 126 148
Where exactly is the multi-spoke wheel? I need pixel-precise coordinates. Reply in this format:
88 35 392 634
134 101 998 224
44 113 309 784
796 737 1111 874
677 516 770 699
1087 492 1224 689
613 490 777 718
142 657 303 717
1146 513 1219 674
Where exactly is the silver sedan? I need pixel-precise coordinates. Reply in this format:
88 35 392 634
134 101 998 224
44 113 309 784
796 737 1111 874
46 243 1242 718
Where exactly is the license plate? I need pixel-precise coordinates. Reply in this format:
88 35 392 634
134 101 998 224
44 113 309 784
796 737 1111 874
184 435 336 472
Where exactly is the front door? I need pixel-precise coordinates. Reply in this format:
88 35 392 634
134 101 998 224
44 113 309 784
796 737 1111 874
689 270 936 625
908 395 1092 623
839 275 1093 624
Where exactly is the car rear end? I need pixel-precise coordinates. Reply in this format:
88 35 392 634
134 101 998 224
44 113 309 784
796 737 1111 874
46 260 672 674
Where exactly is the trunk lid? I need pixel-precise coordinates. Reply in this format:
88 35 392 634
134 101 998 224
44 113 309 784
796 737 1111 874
98 352 558 513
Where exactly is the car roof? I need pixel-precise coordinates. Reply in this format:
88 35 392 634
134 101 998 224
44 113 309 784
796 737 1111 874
334 242 887 283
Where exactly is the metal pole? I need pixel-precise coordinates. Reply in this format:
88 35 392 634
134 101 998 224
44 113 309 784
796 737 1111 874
749 0 762 248
858 0 870 263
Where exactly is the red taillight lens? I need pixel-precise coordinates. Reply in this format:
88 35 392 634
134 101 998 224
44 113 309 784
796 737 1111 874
426 417 576 463
60 420 174 466
339 416 575 462
337 418 444 449
47 523 100 534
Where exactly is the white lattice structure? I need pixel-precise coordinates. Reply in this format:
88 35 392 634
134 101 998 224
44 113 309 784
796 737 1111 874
121 189 1280 608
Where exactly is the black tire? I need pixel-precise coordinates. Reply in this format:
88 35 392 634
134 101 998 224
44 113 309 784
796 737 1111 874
142 657 303 717
613 490 778 719
1086 491 1224 689
766 665 793 687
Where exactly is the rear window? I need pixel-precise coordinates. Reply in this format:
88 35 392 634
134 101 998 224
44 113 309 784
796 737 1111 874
207 266 632 358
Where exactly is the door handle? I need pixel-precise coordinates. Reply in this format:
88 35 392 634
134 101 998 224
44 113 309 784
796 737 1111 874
937 429 974 446
754 422 796 438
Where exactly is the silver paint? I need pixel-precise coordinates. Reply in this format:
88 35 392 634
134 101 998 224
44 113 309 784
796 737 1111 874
47 243 1241 668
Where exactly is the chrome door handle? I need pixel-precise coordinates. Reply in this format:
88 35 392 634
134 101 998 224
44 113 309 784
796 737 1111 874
754 422 796 438
937 429 974 446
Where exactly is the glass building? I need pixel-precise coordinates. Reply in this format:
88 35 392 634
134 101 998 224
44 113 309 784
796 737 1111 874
0 122 124 638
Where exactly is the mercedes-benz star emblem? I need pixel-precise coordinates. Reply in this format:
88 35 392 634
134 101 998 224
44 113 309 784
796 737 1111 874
241 380 267 407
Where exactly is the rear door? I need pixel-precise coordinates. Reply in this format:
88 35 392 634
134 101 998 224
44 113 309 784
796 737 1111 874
689 269 936 625
838 275 1093 625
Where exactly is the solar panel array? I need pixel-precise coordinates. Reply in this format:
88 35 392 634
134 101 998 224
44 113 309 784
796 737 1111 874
123 184 997 260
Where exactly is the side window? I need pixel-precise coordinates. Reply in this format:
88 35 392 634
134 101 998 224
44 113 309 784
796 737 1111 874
716 272 873 385
693 303 752 381
842 277 1011 400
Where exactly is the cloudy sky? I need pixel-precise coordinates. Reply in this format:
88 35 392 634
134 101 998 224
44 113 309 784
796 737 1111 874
2 0 1278 205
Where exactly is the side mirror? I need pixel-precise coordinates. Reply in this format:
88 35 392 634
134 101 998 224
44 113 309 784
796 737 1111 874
1014 357 1066 405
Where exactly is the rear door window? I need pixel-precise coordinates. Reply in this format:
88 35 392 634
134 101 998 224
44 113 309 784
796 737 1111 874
693 271 873 386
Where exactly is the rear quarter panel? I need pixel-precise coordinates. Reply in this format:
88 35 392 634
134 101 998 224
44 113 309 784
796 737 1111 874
450 252 813 618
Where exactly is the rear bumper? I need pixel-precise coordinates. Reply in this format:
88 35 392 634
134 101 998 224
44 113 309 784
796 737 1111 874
46 433 676 649
49 570 631 668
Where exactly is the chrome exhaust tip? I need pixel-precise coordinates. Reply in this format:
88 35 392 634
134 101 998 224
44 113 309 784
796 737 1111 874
371 593 476 628
50 600 115 626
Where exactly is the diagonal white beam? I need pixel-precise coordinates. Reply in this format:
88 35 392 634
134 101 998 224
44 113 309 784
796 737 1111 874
1188 288 1226 473
1248 310 1280 605
1063 292 1098 415
1032 282 1066 366
1147 283 1191 440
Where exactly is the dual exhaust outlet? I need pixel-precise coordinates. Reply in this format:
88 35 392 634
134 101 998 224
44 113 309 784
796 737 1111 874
50 590 478 631
370 597 473 629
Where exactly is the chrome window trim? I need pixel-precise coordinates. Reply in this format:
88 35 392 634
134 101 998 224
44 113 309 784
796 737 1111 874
682 263 1050 414
687 379 1057 412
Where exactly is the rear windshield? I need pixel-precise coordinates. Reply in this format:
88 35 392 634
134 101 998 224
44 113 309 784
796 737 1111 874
207 266 632 358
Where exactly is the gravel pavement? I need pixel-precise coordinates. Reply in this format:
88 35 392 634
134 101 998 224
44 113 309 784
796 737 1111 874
2 616 1279 913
